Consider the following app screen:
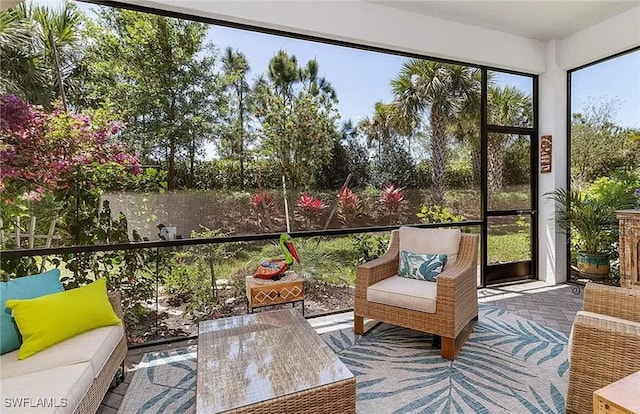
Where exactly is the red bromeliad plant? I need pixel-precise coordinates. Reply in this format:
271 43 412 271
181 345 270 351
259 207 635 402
297 192 327 229
380 183 406 223
251 191 275 231
338 186 361 227
251 191 274 210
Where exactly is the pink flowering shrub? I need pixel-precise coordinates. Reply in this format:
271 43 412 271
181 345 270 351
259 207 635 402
0 94 140 201
0 94 150 248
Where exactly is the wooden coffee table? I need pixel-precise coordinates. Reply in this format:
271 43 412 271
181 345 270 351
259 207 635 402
245 272 305 315
196 309 355 413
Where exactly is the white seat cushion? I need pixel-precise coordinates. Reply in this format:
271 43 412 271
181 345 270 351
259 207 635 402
0 362 93 414
1 325 124 380
367 275 437 313
399 227 461 264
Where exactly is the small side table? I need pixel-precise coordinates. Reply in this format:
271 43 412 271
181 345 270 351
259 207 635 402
594 371 640 414
245 272 305 316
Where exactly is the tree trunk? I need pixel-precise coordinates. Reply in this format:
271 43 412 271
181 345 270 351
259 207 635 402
471 143 481 187
238 86 245 190
430 110 448 205
487 136 505 193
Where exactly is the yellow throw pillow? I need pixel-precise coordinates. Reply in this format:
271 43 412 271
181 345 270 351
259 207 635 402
6 278 121 359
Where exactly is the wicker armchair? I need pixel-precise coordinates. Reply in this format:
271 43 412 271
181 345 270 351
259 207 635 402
566 284 640 414
354 229 479 360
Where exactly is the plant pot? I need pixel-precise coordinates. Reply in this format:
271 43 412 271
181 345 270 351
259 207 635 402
577 252 610 279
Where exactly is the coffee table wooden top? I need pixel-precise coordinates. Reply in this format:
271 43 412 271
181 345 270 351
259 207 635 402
196 309 354 413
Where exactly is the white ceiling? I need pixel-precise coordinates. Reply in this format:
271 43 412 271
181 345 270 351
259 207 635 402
372 1 640 41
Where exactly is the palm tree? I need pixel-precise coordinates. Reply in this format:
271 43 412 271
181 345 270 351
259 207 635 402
0 2 82 108
487 85 532 192
450 69 483 186
358 101 400 160
392 60 476 205
222 47 251 189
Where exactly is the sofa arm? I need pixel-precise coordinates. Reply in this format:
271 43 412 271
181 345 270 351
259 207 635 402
107 290 124 322
583 283 640 323
566 311 640 414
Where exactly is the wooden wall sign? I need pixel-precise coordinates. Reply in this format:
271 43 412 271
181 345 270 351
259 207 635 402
540 135 552 173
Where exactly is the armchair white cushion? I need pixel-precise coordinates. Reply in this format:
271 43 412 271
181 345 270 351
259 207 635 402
399 227 461 264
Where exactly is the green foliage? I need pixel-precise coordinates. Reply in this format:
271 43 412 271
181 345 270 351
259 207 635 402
350 233 390 265
0 2 83 107
292 237 350 287
587 168 640 206
77 8 223 189
547 188 634 255
445 152 473 188
163 228 241 319
571 99 640 186
416 205 465 223
254 51 339 188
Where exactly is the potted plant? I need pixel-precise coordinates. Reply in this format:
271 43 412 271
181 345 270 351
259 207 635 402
548 188 631 278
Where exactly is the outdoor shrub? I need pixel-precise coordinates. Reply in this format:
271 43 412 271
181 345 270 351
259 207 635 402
416 205 465 223
446 159 473 188
296 192 327 229
337 187 362 227
379 184 406 224
587 168 640 207
351 233 390 265
294 237 351 287
163 228 241 318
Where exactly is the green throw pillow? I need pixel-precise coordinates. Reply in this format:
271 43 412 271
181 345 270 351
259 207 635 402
398 251 448 282
0 269 64 355
6 277 121 359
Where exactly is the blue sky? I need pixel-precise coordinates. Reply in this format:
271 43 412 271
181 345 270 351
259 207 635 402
211 25 638 129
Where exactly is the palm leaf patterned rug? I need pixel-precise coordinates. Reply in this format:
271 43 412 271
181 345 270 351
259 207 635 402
118 304 568 414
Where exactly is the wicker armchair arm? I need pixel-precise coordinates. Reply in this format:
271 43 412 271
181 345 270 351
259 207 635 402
107 290 125 322
356 230 400 287
583 283 640 323
567 311 640 414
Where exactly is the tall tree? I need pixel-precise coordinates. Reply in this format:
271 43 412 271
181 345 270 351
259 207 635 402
77 9 222 189
392 60 476 204
0 2 82 108
253 50 339 188
571 98 639 187
487 85 532 191
450 69 483 186
220 47 252 189
358 101 399 160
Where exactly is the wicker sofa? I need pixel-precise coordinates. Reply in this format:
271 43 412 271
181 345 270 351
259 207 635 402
354 228 479 360
0 292 127 414
566 283 640 414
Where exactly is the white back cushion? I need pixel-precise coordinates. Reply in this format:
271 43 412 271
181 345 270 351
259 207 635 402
399 227 462 264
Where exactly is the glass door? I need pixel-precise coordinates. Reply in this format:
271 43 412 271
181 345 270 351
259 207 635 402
482 71 538 285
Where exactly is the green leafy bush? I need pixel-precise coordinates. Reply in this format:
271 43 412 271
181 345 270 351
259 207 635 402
417 205 465 223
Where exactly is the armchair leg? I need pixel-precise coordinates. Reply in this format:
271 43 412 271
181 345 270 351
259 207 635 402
354 316 365 335
441 315 478 360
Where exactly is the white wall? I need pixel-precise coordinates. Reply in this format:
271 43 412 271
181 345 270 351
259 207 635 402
130 0 547 74
538 41 568 284
560 5 640 70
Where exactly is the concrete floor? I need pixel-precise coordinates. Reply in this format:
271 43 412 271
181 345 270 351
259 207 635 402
99 280 584 414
